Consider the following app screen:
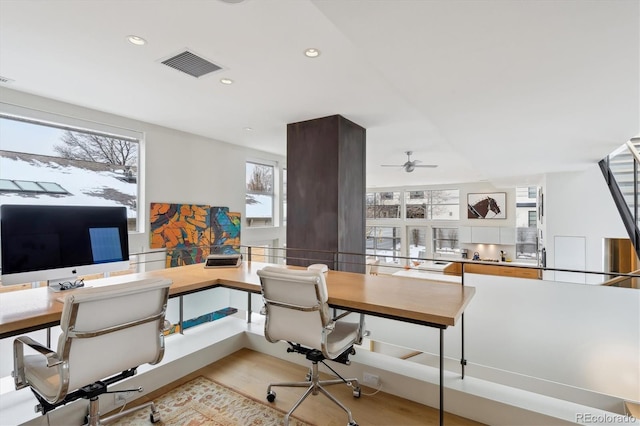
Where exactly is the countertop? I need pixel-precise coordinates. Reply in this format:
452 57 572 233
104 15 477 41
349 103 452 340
414 259 539 271
392 269 462 283
416 260 453 272
467 260 538 267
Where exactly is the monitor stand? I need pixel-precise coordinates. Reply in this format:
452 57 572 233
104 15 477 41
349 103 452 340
48 276 83 292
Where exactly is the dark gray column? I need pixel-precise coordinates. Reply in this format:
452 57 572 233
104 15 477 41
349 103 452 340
286 115 366 273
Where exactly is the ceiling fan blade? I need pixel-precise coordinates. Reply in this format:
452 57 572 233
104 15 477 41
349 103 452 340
413 164 438 168
380 164 403 167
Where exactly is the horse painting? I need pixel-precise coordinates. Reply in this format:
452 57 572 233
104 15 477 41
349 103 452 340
468 195 504 219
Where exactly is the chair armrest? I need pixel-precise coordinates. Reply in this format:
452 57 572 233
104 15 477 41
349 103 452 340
13 336 61 390
329 312 369 345
14 336 62 367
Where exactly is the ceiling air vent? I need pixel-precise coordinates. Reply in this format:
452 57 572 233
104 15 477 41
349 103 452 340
161 51 222 78
0 76 14 84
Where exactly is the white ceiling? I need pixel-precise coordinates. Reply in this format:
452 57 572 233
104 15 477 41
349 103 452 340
0 0 638 188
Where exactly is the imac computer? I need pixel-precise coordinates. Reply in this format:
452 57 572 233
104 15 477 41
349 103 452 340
0 204 130 288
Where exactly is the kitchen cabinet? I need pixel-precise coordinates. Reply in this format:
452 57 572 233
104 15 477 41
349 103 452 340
459 226 472 243
499 227 516 245
471 227 500 244
458 226 515 245
464 262 540 279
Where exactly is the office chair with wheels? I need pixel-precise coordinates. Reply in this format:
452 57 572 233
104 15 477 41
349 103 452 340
13 277 172 426
257 266 365 426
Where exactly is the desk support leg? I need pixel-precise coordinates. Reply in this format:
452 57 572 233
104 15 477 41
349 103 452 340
47 327 51 348
179 296 184 335
461 313 466 379
440 328 444 426
247 293 252 324
460 269 467 379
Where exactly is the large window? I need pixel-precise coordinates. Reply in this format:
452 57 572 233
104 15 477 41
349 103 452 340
366 191 401 218
407 226 428 259
405 189 459 220
366 226 401 263
0 113 140 231
516 227 538 259
433 227 459 255
245 161 274 227
515 186 538 259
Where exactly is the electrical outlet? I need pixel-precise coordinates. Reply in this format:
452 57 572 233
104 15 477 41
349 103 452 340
362 372 380 387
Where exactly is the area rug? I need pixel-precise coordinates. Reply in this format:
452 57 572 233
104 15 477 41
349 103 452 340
111 376 313 426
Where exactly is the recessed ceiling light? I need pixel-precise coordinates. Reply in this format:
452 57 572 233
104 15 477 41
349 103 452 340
220 78 234 85
244 127 253 131
304 48 320 58
127 35 147 46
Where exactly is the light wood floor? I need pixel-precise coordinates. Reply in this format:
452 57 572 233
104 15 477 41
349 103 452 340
131 348 485 426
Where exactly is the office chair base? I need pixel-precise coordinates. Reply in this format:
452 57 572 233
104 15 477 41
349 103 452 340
85 397 161 426
266 360 360 426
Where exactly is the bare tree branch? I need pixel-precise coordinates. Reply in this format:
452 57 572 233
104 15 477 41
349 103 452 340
53 130 137 166
247 164 273 192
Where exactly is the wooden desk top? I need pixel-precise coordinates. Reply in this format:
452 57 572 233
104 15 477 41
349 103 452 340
0 262 475 339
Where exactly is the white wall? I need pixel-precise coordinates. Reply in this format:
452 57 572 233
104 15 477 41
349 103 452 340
334 274 640 411
544 168 627 281
463 274 640 406
0 87 287 253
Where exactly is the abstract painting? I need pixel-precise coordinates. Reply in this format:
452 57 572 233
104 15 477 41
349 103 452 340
149 203 212 266
211 206 241 254
467 192 506 219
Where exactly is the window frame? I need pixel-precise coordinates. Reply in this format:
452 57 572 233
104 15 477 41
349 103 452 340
516 226 538 260
245 160 275 228
432 227 460 255
366 191 402 219
0 104 143 233
366 225 402 264
405 189 460 221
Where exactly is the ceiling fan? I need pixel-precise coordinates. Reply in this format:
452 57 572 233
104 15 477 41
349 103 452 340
381 151 438 173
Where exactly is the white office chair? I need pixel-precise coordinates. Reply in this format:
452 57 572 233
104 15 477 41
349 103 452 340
257 266 365 426
13 277 172 426
366 256 380 275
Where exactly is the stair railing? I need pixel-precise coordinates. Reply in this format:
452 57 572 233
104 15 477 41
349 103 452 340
599 137 640 259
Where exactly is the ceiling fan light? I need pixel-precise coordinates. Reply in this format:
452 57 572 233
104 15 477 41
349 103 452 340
381 151 437 171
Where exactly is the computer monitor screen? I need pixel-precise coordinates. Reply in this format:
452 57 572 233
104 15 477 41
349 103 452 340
0 205 130 286
89 227 124 264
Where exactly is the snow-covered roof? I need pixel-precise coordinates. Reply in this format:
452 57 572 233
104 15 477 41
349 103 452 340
0 152 137 218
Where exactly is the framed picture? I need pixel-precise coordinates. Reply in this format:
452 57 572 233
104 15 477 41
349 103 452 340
467 192 506 219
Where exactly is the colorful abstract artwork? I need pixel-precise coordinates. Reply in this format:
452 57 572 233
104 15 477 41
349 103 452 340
163 307 238 336
149 203 212 267
211 206 241 254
